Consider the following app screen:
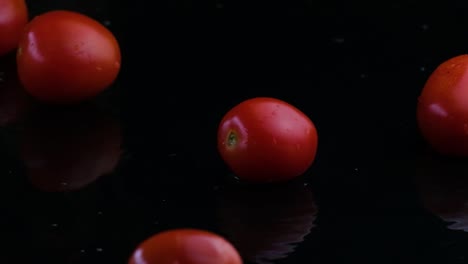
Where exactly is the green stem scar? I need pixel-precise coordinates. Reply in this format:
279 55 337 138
227 131 237 147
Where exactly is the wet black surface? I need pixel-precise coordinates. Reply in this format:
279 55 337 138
3 0 468 263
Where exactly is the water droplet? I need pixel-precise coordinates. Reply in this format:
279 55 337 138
354 167 359 171
303 182 309 186
51 223 58 227
420 66 426 72
80 250 86 253
103 20 111 26
97 211 103 215
114 61 121 68
96 248 103 252
61 182 68 186
273 138 278 144
96 66 103 71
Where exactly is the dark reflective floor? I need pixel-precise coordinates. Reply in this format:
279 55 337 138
4 0 468 263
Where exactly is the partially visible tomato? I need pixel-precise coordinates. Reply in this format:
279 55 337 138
128 229 243 264
0 0 28 56
417 54 468 156
20 104 122 192
16 10 121 104
217 97 318 183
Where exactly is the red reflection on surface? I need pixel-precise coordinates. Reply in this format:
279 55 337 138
415 153 468 231
216 181 318 264
0 57 30 126
19 103 122 192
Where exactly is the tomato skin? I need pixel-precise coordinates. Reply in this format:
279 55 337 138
0 0 28 56
128 229 243 264
217 97 318 183
417 54 468 156
16 10 121 104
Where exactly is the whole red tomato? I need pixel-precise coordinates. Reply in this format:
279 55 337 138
0 0 28 56
217 97 318 183
417 54 468 156
16 10 121 104
128 229 243 264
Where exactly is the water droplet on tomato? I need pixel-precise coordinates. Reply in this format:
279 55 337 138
273 138 277 144
114 61 121 68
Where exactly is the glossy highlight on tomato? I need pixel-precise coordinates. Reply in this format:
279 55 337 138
0 0 28 56
128 229 243 264
16 10 121 104
417 54 468 156
217 97 318 183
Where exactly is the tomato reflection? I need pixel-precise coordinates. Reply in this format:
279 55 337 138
216 181 318 264
19 103 122 192
415 152 468 231
0 57 30 126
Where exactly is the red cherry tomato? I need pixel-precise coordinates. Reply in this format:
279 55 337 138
417 54 468 156
128 229 243 264
16 10 121 104
217 97 318 183
0 0 28 56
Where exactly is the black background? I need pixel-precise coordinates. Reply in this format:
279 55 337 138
2 0 468 263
